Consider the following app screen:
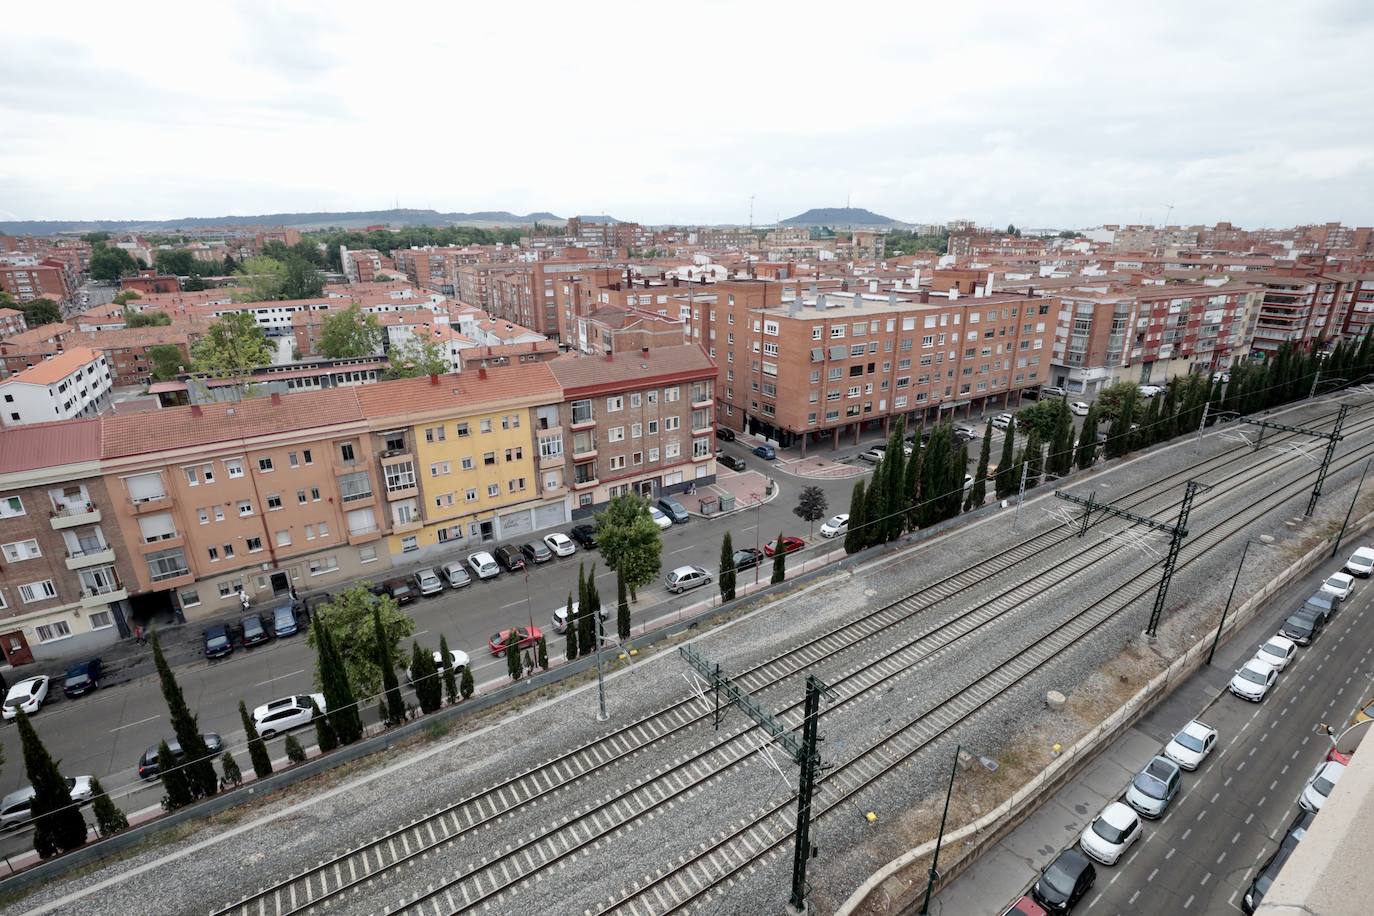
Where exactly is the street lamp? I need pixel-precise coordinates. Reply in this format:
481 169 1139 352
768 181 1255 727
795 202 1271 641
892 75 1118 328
1332 457 1373 559
1208 538 1252 666
919 744 998 915
752 492 764 586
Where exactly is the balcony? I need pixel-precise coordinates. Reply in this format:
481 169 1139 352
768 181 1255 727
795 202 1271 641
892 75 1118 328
50 502 101 530
569 446 598 461
691 395 713 409
81 585 128 609
333 458 368 477
348 524 381 545
538 451 565 470
129 494 172 515
66 545 116 571
569 412 595 431
570 476 599 491
391 518 423 534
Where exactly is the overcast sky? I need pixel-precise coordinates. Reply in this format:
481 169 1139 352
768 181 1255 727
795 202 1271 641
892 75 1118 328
2 1 1371 229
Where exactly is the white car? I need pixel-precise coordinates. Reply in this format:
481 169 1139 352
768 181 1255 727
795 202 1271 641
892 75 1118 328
1343 546 1374 577
543 532 577 557
406 649 470 684
1299 760 1345 812
1041 385 1067 398
252 693 326 738
1138 384 1162 398
551 600 608 633
1255 635 1297 672
1321 572 1355 600
2 676 50 720
1164 719 1218 770
1 777 95 831
1230 658 1278 702
1212 371 1231 383
819 514 849 538
1078 801 1142 865
1069 401 1090 417
467 551 500 579
413 567 443 596
648 506 673 530
991 413 1013 430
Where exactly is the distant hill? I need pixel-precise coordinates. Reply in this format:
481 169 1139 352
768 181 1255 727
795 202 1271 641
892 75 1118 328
780 207 905 228
571 214 621 225
0 208 570 236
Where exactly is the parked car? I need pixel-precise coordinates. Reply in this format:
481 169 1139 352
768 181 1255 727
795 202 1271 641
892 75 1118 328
1242 812 1312 913
1069 401 1090 417
657 496 689 524
992 413 1013 430
665 565 711 593
252 694 326 738
1321 572 1355 600
488 626 542 655
719 454 747 472
494 545 527 572
1254 635 1297 672
2 676 50 720
62 658 102 698
468 551 501 579
1041 385 1067 398
239 614 271 647
543 532 577 557
381 579 416 604
953 423 979 439
764 535 805 557
1302 591 1340 621
648 505 674 530
520 541 554 564
1002 897 1049 916
1078 801 1141 865
270 600 300 637
1343 545 1374 577
1125 755 1181 818
551 601 607 633
859 446 887 463
1213 371 1232 384
731 548 764 571
569 525 598 549
138 734 223 779
1 777 95 831
203 624 234 660
414 567 444 596
753 444 777 460
1279 607 1324 645
1230 658 1278 702
1299 760 1345 812
819 514 849 538
1031 847 1096 913
1164 719 1218 770
406 649 470 684
439 561 471 588
716 426 736 441
1137 384 1162 398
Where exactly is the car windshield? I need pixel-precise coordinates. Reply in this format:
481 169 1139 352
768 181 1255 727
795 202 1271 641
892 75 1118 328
1284 614 1315 631
3 695 24 708
206 634 229 649
1239 667 1269 685
1092 817 1129 844
1313 774 1337 796
1326 577 1346 590
1132 772 1166 799
1259 644 1284 659
1174 731 1205 752
1041 861 1078 895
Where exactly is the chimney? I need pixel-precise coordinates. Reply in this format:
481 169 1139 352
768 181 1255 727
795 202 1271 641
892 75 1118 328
888 290 897 306
868 279 879 294
641 346 649 355
986 271 997 295
912 268 922 287
1027 285 1036 298
478 366 488 379
817 294 827 310
270 392 282 405
919 290 930 304
429 372 439 385
190 404 203 417
949 287 960 301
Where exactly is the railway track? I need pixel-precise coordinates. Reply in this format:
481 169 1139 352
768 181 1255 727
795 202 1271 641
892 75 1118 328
209 399 1366 916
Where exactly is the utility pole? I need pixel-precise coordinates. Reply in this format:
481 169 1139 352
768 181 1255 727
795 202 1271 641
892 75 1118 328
1194 401 1209 454
1306 403 1350 517
594 605 608 721
1013 461 1029 530
919 745 963 915
1207 539 1251 666
1332 457 1372 559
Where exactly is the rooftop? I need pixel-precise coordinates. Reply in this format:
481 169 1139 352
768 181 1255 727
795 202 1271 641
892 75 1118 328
548 344 714 392
0 417 102 474
1 346 102 386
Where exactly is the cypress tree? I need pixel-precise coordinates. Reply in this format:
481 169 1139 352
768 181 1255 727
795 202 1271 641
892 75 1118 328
310 696 339 752
994 422 1017 499
771 530 786 584
90 777 128 837
150 631 217 799
581 565 600 657
315 621 362 745
505 630 523 680
374 604 405 727
410 642 441 714
284 735 306 764
1048 400 1074 477
219 750 242 789
563 591 579 660
460 663 475 700
902 436 923 531
156 741 193 811
881 419 907 542
439 634 459 705
1023 429 1043 488
866 454 889 548
1075 404 1099 471
16 710 86 857
238 700 273 778
844 479 867 555
537 635 549 671
965 422 992 511
920 424 953 527
949 442 970 520
576 564 592 658
719 531 737 601
616 566 631 640
1139 395 1161 447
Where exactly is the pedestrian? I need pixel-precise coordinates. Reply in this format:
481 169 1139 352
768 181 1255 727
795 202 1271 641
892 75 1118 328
238 589 250 612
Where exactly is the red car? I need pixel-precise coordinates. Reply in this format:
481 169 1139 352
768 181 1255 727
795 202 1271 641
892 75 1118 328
764 535 805 557
1001 897 1047 916
488 626 543 655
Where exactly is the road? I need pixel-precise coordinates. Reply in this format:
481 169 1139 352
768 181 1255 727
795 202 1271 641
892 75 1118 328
0 439 865 855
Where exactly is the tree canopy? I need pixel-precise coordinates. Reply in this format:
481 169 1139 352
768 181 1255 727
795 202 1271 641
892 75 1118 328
191 312 272 378
319 304 382 359
306 226 522 272
123 308 171 328
307 585 416 697
19 298 60 326
384 335 448 378
594 493 663 601
1014 397 1065 439
281 255 324 299
233 256 289 302
147 344 186 381
881 229 949 257
89 246 141 280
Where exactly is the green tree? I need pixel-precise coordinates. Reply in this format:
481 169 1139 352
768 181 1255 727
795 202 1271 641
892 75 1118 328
16 710 87 857
123 308 171 328
1022 428 1044 488
616 567 631 640
310 696 339 752
319 303 382 359
311 617 363 745
307 585 416 698
20 299 61 326
233 255 287 302
147 343 185 381
157 741 193 810
844 479 867 555
111 289 141 305
281 255 324 299
719 531 737 602
920 424 958 527
879 419 908 542
384 335 449 379
284 735 307 764
1105 388 1138 459
1047 399 1075 477
439 634 459 705
902 432 924 531
410 642 442 714
375 604 407 726
965 421 992 511
505 630 523 680
994 422 1017 500
460 663 475 700
582 568 602 657
563 591 579 661
151 632 218 799
770 531 787 584
1094 381 1139 421
594 493 663 601
1138 395 1162 447
90 777 128 837
794 485 828 537
238 700 273 779
1075 404 1099 471
219 751 242 789
81 231 110 244
1014 398 1062 440
90 246 139 280
191 312 272 379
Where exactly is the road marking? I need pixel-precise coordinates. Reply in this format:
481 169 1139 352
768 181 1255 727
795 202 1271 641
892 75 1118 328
1217 851 1227 865
670 545 697 555
1182 828 1192 841
500 599 526 609
253 669 305 688
1147 868 1159 882
1184 894 1195 908
109 715 160 732
1201 871 1212 885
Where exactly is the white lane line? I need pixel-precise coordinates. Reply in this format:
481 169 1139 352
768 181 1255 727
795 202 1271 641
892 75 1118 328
670 545 696 555
253 668 305 688
109 714 160 732
500 599 526 609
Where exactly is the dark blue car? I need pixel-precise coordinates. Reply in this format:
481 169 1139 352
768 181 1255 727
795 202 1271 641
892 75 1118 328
753 444 776 460
62 658 102 698
203 624 233 659
270 601 300 637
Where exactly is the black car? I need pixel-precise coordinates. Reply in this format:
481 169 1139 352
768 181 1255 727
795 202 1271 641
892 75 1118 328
62 658 102 698
240 614 271 647
384 579 416 605
138 734 224 780
732 548 764 571
1032 848 1096 913
270 600 300 637
494 545 526 572
1279 607 1324 645
1242 811 1314 913
719 454 746 472
716 426 736 442
520 541 554 564
570 524 598 549
203 624 233 659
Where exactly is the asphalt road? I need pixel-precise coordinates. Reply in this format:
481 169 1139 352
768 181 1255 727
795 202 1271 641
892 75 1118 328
0 439 865 854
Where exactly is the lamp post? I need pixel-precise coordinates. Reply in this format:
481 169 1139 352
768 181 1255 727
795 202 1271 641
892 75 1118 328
919 745 997 914
1208 538 1252 666
1332 457 1372 559
753 492 764 586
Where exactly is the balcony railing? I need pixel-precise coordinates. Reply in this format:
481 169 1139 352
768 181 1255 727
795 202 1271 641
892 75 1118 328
51 501 94 518
348 523 380 537
67 542 109 559
150 565 191 583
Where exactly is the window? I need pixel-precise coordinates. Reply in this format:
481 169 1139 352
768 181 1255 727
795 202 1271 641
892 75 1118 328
483 452 496 466
693 438 711 458
501 414 521 429
225 458 244 478
288 451 299 468
246 536 263 552
339 442 356 462
179 589 201 608
664 386 680 402
665 416 680 431
504 446 524 461
461 456 475 470
648 447 660 462
570 400 593 424
812 325 823 340
630 393 642 408
19 580 57 603
430 461 451 476
1 496 24 518
608 427 625 443
384 461 416 492
304 524 316 540
480 418 493 433
487 483 500 497
257 456 274 473
198 508 210 524
275 530 291 547
89 610 113 630
456 422 471 437
238 500 253 517
606 396 624 412
214 506 224 521
184 466 199 486
359 545 378 563
665 441 681 459
831 326 845 339
302 449 312 465
266 494 282 510
465 488 478 502
339 470 371 502
632 451 643 465
425 425 446 443
608 456 626 471
223 543 235 558
35 621 72 642
309 556 339 575
2 540 41 562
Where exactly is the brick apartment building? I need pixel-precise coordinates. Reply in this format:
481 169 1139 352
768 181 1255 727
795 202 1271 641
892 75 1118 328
0 257 72 303
0 307 27 339
396 246 491 296
1247 273 1343 356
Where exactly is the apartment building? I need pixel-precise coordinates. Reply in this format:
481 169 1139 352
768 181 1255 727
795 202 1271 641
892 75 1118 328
548 344 716 517
1248 273 1343 356
0 256 72 303
0 324 199 386
1332 273 1374 340
0 420 135 665
340 247 392 284
0 347 113 426
0 308 26 339
396 246 490 296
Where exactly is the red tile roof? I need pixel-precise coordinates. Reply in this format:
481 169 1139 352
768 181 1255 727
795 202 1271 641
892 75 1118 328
354 363 560 420
2 346 102 386
548 344 715 393
0 417 101 473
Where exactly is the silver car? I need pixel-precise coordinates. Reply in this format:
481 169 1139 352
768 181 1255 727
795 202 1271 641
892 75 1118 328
665 565 711 594
413 568 443 596
439 561 471 588
1 777 94 831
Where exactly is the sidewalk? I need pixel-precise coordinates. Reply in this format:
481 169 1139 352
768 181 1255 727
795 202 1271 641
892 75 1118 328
731 429 872 480
687 468 780 518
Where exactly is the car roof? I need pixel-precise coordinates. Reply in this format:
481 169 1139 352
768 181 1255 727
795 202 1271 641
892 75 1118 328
1353 547 1374 559
671 565 703 575
1328 571 1354 581
1242 657 1275 674
1263 635 1295 649
1180 719 1213 739
1052 846 1090 870
1145 755 1178 775
547 532 570 541
1100 801 1137 829
471 551 495 561
205 624 229 636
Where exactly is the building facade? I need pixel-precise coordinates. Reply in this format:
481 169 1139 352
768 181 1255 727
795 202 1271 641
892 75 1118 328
0 347 113 426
